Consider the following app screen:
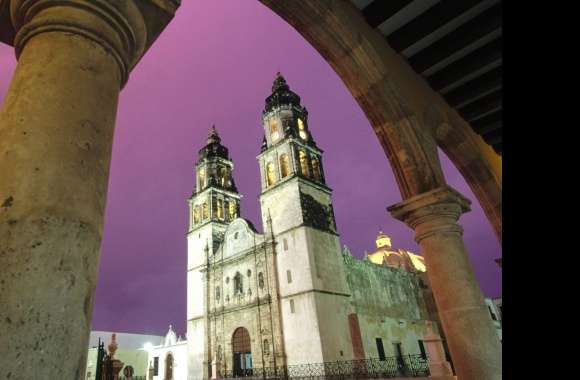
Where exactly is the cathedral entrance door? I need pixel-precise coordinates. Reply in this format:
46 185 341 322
232 327 252 377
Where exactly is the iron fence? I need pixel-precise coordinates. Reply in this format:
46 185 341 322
220 355 429 379
118 377 146 380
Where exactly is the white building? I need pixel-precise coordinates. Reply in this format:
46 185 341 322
85 331 163 379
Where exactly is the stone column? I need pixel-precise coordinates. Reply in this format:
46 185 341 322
0 1 149 379
388 186 502 380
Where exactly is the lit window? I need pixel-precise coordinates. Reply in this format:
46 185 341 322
311 158 321 181
220 167 229 187
270 120 280 142
299 151 309 176
193 206 200 224
217 199 224 219
198 169 205 190
229 202 237 219
298 118 307 140
202 202 208 220
266 162 276 186
280 154 290 178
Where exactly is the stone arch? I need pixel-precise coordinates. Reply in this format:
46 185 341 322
257 2 502 379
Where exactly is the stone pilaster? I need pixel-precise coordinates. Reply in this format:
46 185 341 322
0 1 177 379
388 186 502 380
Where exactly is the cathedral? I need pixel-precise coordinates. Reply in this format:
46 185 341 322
147 74 442 380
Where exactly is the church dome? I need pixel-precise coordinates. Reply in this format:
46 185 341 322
264 72 302 113
198 126 229 161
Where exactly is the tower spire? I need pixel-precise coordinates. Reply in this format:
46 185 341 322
207 125 221 145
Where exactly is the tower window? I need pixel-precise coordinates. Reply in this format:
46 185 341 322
298 118 307 140
286 270 292 284
283 238 288 251
266 162 276 186
289 299 295 313
270 120 280 142
280 154 290 178
220 167 229 187
229 201 237 219
198 169 205 190
217 199 224 219
298 151 309 177
202 202 209 220
311 158 321 181
193 206 200 225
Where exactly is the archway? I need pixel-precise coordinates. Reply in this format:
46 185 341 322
232 327 252 377
0 1 500 379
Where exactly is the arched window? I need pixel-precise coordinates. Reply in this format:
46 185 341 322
217 199 224 219
258 272 264 289
220 167 229 187
297 118 307 140
263 339 270 355
229 201 237 219
270 120 280 142
193 206 200 224
299 151 309 176
311 158 321 181
279 154 290 178
198 168 205 190
165 353 174 380
234 272 243 295
266 162 276 186
202 202 209 220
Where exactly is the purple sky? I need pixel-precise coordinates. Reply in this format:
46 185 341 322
0 0 501 337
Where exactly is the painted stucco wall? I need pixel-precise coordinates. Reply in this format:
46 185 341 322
148 341 188 380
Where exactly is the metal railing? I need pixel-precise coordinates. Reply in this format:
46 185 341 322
220 355 430 379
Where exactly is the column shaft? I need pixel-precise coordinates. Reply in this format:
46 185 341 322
389 187 502 380
0 31 120 379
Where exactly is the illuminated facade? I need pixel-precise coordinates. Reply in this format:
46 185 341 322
177 74 442 380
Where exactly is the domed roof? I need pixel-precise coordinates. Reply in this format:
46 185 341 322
264 72 302 113
198 125 229 161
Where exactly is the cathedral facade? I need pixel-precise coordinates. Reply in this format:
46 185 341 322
148 74 441 380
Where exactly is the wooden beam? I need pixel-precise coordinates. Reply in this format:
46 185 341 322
362 0 413 29
387 0 484 52
408 3 502 73
471 110 502 131
445 66 502 107
460 89 502 121
427 37 502 91
483 129 502 146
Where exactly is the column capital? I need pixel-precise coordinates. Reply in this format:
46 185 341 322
387 185 471 243
4 0 178 87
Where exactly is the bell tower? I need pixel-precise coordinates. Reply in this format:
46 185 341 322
187 126 241 379
258 73 353 365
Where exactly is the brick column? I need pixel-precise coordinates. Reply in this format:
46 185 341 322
388 186 501 380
